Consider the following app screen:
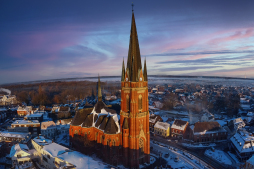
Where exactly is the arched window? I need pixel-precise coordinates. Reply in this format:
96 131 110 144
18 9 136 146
112 139 115 146
126 95 129 112
95 133 98 141
100 136 102 143
138 95 142 110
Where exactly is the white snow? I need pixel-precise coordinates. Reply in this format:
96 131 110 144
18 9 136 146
57 151 106 169
154 122 170 130
43 143 67 157
205 149 232 165
230 130 254 153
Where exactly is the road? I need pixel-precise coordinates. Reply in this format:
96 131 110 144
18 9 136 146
151 142 203 169
151 135 229 169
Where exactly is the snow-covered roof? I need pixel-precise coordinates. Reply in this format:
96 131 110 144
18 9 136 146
247 155 254 166
154 122 170 130
10 143 30 157
230 130 254 153
43 143 67 157
26 113 43 118
41 121 56 130
12 120 39 125
0 131 30 139
56 151 106 169
33 136 52 146
171 119 188 131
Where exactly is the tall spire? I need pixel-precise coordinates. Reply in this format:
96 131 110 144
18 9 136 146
143 58 147 81
97 74 102 101
126 11 142 82
121 58 125 81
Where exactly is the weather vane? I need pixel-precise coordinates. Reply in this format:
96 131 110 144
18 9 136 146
132 2 134 12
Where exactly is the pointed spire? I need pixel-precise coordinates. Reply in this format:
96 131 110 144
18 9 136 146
121 58 125 81
97 74 102 101
143 58 147 81
126 12 142 82
123 118 129 129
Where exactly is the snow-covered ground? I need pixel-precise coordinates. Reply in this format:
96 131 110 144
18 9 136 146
205 149 232 165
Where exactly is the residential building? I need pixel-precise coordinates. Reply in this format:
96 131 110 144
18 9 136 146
25 113 43 122
10 143 36 169
230 130 254 161
154 122 170 137
41 121 57 139
193 121 227 143
10 120 40 136
149 114 163 131
171 119 189 139
0 131 32 153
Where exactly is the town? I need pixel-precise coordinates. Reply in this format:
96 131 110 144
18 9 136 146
0 76 254 169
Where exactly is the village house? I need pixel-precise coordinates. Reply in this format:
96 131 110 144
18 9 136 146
25 113 44 122
154 122 170 137
149 114 163 131
10 143 37 169
171 119 189 139
41 121 57 139
0 95 17 105
193 121 227 143
10 120 41 136
230 130 254 161
0 131 32 153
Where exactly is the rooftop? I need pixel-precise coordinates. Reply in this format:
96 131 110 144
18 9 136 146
12 120 40 125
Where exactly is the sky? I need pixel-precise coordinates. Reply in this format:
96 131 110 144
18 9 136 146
0 0 254 84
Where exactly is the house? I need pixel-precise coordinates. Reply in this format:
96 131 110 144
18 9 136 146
25 113 43 122
193 121 227 143
0 131 32 153
152 101 164 109
10 143 36 169
10 120 41 136
149 114 163 131
230 130 254 161
231 118 246 130
200 111 215 122
171 119 189 139
17 106 29 116
41 121 57 139
1 95 17 105
154 122 170 137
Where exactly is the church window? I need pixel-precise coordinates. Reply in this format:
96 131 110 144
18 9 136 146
95 133 98 141
100 136 102 143
126 95 129 111
138 95 142 110
74 130 78 134
112 139 115 146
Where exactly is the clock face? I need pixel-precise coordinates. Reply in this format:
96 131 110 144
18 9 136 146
140 77 142 81
126 78 128 81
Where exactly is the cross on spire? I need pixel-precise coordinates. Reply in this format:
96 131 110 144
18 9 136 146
132 3 134 12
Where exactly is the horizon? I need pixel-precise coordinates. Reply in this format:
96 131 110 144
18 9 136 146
1 0 254 84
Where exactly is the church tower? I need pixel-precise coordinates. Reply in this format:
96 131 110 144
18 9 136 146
120 10 150 168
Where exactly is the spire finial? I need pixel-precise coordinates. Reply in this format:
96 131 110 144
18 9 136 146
132 2 134 12
98 74 102 101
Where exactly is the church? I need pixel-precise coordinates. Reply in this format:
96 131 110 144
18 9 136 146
69 11 150 168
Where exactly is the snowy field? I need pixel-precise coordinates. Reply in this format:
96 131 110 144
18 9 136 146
205 149 232 165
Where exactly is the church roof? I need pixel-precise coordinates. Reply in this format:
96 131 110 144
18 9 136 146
104 116 118 134
71 108 92 126
81 114 93 128
99 116 109 130
95 115 107 127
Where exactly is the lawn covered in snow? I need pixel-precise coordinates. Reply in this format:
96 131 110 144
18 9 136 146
205 149 232 165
